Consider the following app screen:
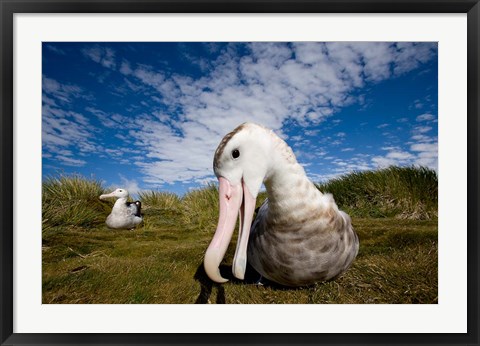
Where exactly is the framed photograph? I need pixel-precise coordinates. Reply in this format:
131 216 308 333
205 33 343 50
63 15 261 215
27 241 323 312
1 1 478 345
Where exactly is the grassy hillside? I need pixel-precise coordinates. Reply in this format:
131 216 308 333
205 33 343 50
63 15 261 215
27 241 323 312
42 167 438 304
42 175 109 229
317 166 438 219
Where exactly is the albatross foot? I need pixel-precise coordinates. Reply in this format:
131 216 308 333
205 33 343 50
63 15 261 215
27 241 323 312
255 275 265 286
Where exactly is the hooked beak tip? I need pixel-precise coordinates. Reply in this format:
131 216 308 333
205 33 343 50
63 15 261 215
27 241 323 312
204 250 229 283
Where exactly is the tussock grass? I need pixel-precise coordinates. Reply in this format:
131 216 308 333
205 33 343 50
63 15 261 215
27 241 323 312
317 166 437 220
42 174 108 228
138 191 182 210
42 166 438 304
181 183 219 232
137 190 185 230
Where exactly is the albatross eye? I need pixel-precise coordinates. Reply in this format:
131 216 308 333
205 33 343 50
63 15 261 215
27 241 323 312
231 149 240 160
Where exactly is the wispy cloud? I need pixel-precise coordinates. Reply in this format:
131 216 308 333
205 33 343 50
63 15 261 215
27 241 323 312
416 113 435 122
45 44 66 55
43 76 83 103
55 155 87 167
82 45 116 69
86 107 136 129
45 42 438 187
118 174 141 196
42 76 141 168
372 148 414 167
119 43 436 185
410 94 434 111
414 126 433 134
42 76 99 167
370 112 438 171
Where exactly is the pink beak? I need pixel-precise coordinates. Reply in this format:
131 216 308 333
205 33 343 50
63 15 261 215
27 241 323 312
204 177 257 283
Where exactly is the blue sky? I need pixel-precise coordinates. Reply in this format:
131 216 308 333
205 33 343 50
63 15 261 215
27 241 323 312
42 42 438 195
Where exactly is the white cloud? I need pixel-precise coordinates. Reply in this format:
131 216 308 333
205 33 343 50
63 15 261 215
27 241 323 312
392 42 437 76
42 76 100 168
86 107 134 129
414 100 424 109
43 76 83 103
118 174 141 196
42 77 140 168
411 142 438 169
381 146 400 151
304 129 320 137
130 120 219 185
55 155 87 167
82 45 116 69
334 159 348 166
386 151 414 160
416 113 435 122
372 149 414 168
120 60 132 75
45 44 66 55
78 42 437 185
372 125 437 171
414 126 433 134
105 149 124 157
42 105 97 162
411 134 430 142
410 143 438 152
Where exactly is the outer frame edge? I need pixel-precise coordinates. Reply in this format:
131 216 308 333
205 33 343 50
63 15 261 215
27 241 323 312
1 1 479 345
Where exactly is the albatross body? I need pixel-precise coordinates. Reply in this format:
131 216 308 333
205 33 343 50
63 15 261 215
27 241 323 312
204 123 359 287
99 189 143 229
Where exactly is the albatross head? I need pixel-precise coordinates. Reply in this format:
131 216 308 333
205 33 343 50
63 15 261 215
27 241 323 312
99 188 129 200
204 123 273 283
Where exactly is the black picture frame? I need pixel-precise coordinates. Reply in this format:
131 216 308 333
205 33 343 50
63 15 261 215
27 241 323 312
1 1 479 345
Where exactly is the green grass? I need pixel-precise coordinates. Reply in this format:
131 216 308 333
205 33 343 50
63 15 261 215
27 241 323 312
42 167 438 304
316 166 438 219
181 183 219 232
42 174 110 229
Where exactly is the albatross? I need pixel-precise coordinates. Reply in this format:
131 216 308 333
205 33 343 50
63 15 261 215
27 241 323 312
204 123 359 287
99 188 143 229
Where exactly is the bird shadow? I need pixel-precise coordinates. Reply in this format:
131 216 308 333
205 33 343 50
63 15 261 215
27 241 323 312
193 263 226 304
194 262 303 304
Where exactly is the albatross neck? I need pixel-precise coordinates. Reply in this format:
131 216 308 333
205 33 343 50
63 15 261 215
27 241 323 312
114 197 128 208
263 137 323 222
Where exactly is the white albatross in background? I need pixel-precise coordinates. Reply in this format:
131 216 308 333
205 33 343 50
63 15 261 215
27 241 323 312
99 188 143 229
204 123 359 287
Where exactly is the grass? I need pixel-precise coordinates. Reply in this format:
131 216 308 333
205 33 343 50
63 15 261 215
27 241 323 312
42 167 438 304
181 183 220 232
42 175 110 229
317 166 438 219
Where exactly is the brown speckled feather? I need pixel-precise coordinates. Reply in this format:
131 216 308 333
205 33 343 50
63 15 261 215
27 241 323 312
248 196 359 286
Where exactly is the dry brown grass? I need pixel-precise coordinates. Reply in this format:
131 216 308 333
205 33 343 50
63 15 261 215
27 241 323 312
42 170 437 304
42 216 437 304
